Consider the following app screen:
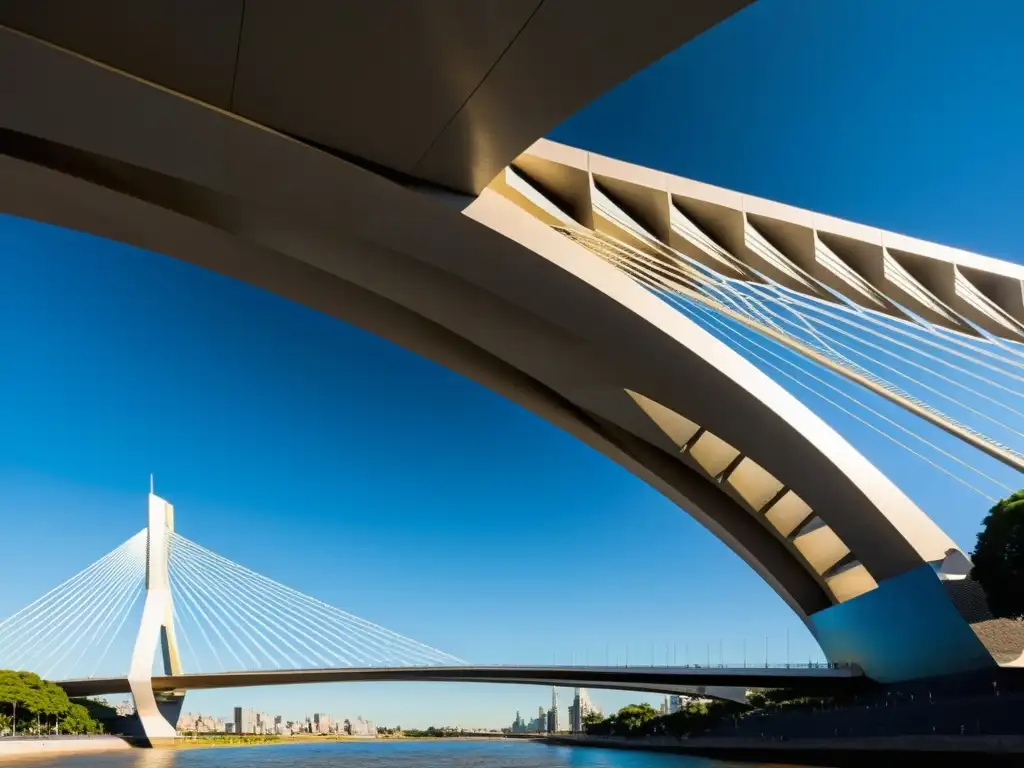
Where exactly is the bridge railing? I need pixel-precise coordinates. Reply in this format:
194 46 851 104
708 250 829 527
62 661 858 682
479 662 857 671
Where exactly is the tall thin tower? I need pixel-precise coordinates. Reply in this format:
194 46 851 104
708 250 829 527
127 492 184 744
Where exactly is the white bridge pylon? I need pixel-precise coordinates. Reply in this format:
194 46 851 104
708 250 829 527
0 493 463 743
127 493 182 742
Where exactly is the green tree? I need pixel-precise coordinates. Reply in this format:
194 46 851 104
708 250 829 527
0 671 97 736
39 681 72 734
15 673 66 734
583 713 613 736
71 697 117 733
62 703 98 735
612 703 658 735
0 670 35 736
972 490 1024 618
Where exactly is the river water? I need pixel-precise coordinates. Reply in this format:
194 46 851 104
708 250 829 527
0 739 814 768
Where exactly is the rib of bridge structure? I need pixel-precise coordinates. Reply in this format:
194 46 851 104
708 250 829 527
0 0 751 195
0 1 1017 697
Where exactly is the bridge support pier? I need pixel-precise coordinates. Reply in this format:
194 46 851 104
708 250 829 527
127 493 185 746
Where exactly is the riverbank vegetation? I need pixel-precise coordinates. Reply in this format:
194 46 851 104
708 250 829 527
973 489 1024 619
583 690 836 740
0 670 101 736
583 701 745 739
177 733 281 746
402 727 460 737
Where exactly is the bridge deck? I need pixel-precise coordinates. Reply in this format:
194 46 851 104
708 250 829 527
58 664 867 699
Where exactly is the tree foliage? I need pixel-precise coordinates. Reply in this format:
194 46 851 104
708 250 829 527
580 691 837 741
972 490 1024 618
0 670 99 735
583 700 743 739
613 703 658 734
62 704 99 735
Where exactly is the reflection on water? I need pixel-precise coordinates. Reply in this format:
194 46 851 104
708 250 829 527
0 740 818 768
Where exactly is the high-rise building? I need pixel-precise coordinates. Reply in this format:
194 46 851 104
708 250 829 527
348 716 377 737
234 707 257 735
668 695 685 714
511 711 524 734
177 713 225 733
659 696 668 715
568 687 600 733
254 712 273 734
313 713 334 734
547 688 558 732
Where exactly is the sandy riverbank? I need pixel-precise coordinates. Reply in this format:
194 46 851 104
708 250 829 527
0 734 538 758
0 737 132 761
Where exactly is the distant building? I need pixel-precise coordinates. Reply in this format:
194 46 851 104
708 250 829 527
225 722 235 734
234 707 258 735
348 716 376 737
668 695 683 714
511 711 525 734
313 713 333 734
659 696 668 715
569 688 599 733
547 688 558 732
177 713 224 733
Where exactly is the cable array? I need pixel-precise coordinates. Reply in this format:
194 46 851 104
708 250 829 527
0 531 147 680
558 217 1024 499
167 532 463 673
0 527 462 681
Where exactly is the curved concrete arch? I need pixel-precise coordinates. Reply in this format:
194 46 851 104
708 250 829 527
0 1 751 194
0 24 998 682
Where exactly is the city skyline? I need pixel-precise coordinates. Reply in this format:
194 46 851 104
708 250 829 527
3 0 1024 728
108 686 598 734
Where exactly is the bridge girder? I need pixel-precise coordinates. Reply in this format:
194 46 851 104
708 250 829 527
57 665 870 704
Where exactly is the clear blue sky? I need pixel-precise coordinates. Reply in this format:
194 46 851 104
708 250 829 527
1 0 1022 729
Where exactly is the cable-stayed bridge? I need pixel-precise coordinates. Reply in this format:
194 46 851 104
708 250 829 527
3 130 1024 750
0 492 854 744
2 3 1023 745
0 526 463 682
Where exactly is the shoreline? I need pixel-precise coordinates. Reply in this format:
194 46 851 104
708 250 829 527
0 737 132 762
0 735 539 759
544 733 1024 767
162 735 534 748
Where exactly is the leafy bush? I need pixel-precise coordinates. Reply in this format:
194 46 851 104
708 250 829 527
973 490 1024 619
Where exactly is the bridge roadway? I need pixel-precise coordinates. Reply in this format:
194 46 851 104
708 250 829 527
58 664 868 700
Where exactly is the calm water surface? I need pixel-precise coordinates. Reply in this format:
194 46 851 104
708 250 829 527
0 740 816 768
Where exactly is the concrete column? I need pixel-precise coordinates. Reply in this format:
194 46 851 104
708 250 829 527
127 493 184 745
